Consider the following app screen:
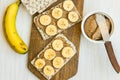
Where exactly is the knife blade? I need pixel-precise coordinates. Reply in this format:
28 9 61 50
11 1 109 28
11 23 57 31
96 14 110 41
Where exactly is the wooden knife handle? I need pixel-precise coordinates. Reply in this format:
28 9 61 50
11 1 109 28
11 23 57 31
105 41 120 73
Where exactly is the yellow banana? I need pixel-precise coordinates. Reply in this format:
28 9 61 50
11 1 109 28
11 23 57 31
4 0 28 54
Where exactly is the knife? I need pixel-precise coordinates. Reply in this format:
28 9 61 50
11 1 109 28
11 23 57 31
96 14 120 73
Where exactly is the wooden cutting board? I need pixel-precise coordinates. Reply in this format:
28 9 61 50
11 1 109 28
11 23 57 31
28 0 84 80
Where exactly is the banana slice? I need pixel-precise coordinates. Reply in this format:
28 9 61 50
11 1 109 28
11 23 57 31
57 18 68 29
62 47 73 58
52 8 63 19
46 25 57 36
39 15 51 26
34 59 45 69
53 57 64 68
68 11 79 22
63 0 74 11
44 49 56 60
52 39 63 51
43 65 55 76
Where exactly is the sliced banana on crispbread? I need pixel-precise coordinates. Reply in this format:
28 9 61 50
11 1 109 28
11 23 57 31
39 15 51 26
34 0 81 40
62 47 74 58
52 8 63 19
34 59 45 69
45 25 57 36
53 57 64 68
52 39 64 51
63 0 74 11
68 11 79 22
44 49 56 60
43 65 55 76
57 18 68 29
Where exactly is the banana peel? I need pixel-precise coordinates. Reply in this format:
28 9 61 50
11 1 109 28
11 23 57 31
3 0 28 54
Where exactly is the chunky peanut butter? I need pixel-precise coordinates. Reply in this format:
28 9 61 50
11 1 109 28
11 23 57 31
84 14 111 40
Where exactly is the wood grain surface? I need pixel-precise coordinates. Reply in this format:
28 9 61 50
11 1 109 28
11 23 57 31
28 0 84 80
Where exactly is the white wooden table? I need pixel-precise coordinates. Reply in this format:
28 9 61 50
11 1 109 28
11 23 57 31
0 0 120 80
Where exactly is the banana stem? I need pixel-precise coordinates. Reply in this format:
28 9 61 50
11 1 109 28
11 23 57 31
16 0 21 5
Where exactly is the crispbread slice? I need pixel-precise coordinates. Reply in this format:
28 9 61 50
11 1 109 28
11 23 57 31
31 34 76 80
34 0 82 40
21 0 58 15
